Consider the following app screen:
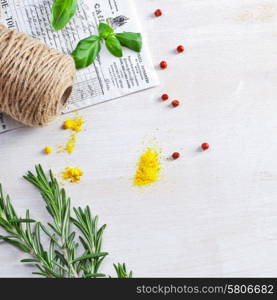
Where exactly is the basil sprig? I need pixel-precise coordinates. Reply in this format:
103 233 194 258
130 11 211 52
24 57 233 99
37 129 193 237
50 0 143 70
72 23 142 70
51 0 77 31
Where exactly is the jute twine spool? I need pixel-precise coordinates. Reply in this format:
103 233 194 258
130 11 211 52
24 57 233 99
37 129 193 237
0 25 76 127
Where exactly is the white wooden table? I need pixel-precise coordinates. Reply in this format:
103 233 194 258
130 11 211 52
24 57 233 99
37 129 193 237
1 0 277 277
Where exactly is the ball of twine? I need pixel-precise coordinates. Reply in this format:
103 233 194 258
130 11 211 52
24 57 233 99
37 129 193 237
0 25 76 127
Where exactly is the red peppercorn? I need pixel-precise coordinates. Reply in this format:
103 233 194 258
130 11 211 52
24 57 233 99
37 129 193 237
177 45 185 53
160 61 167 69
161 94 169 101
171 100 180 107
172 152 180 160
155 9 162 17
201 143 209 151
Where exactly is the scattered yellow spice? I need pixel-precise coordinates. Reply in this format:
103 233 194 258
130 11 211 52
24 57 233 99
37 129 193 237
133 148 161 186
59 133 77 154
44 146 53 155
63 116 84 132
58 115 84 154
62 167 84 183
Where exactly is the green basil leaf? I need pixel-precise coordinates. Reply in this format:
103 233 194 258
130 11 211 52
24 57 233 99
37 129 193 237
105 36 123 57
71 35 101 69
51 0 77 31
98 23 114 39
116 32 142 52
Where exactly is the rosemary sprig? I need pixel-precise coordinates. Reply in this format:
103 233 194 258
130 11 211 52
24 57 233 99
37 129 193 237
0 165 132 278
114 263 133 278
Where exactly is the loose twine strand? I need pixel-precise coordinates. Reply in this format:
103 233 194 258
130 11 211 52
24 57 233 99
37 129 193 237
0 25 76 127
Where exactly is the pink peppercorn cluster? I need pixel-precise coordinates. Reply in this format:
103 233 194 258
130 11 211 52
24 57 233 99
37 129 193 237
155 9 184 107
154 9 185 70
154 8 210 159
154 7 185 64
161 94 180 108
159 44 184 69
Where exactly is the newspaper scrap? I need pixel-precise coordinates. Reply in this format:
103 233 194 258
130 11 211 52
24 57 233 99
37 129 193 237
0 0 158 133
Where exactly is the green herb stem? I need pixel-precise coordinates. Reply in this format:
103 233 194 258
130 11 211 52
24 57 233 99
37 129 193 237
0 165 132 278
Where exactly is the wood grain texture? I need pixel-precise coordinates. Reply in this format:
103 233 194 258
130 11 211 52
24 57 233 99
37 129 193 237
1 0 277 277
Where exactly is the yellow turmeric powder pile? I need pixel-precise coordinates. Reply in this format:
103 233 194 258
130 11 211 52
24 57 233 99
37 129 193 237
58 115 84 154
62 167 84 183
133 148 161 186
63 117 84 132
